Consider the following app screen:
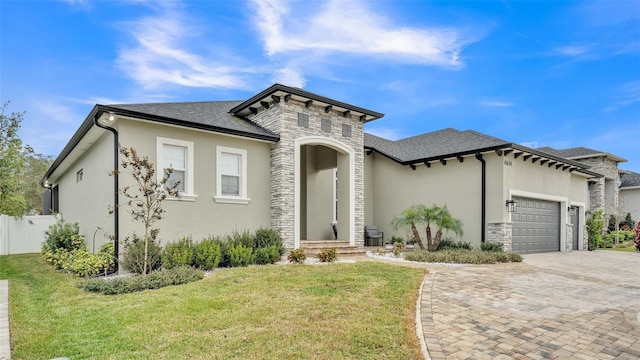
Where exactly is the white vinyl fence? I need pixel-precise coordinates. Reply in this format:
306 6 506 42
0 215 56 255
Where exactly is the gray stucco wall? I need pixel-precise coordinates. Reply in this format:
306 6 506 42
117 119 272 245
55 130 115 251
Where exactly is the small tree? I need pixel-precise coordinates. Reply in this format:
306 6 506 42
114 146 180 274
586 210 605 250
392 204 463 251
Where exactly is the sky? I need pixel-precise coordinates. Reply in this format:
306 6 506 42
1 0 639 172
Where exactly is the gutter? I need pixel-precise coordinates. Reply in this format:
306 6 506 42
475 153 486 243
93 113 119 273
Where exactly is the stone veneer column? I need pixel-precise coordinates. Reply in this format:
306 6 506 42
247 100 365 249
487 222 513 252
566 223 573 252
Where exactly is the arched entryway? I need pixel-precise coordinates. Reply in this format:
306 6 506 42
294 136 355 249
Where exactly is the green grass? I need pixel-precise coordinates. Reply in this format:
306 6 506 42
600 240 638 252
0 254 425 360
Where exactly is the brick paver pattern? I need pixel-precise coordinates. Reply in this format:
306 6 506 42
420 252 640 360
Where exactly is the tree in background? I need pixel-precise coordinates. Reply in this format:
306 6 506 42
0 102 53 216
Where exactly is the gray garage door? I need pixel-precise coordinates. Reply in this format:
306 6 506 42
512 197 560 253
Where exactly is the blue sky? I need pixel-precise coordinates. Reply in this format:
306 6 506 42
1 0 639 172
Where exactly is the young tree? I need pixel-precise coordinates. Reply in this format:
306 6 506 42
392 204 463 251
114 146 180 274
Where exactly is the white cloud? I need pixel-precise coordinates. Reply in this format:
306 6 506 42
252 0 479 68
553 45 591 57
519 141 540 149
30 100 80 124
271 67 306 88
116 4 247 89
365 127 404 140
479 100 514 107
605 80 640 111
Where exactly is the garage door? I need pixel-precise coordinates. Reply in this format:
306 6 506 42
512 197 560 253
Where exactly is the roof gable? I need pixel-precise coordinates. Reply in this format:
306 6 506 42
537 146 627 162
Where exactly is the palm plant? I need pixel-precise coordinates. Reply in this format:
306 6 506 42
430 205 463 251
391 204 426 250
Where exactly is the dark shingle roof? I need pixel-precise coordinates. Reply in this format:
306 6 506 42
365 128 509 163
621 171 640 188
108 100 278 140
537 146 627 162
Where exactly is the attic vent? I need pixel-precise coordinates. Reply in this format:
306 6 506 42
342 124 352 138
321 118 331 133
297 113 309 128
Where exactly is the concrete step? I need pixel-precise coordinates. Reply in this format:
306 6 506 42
300 240 366 256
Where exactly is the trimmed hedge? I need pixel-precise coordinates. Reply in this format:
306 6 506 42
78 266 204 295
405 249 522 264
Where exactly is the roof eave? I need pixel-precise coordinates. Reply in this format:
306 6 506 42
229 83 384 123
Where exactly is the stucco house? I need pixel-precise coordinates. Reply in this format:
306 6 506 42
41 84 604 263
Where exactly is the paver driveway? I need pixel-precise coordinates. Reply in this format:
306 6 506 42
419 251 640 360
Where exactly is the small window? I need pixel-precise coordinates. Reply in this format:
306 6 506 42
342 124 352 137
321 118 332 133
76 169 83 183
215 146 250 204
298 113 309 128
156 137 196 201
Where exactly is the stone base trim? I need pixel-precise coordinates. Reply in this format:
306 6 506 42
487 222 513 252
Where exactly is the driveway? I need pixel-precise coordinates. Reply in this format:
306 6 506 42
419 251 640 360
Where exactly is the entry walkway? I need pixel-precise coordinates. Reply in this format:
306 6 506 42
0 280 9 360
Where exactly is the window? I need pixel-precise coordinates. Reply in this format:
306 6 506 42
321 118 332 133
76 169 83 183
298 113 309 128
156 137 196 201
342 124 352 137
215 146 250 204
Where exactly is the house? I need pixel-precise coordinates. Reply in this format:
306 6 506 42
620 171 640 225
41 84 604 265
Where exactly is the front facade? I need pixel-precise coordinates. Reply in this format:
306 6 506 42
42 84 607 261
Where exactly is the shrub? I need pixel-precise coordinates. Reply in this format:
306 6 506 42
392 242 405 256
288 248 307 264
163 237 195 269
226 229 255 249
405 249 522 264
42 215 86 253
254 245 282 265
438 239 472 250
194 237 222 270
254 228 285 255
317 248 337 263
78 266 204 295
480 242 504 252
586 210 605 251
228 243 254 267
121 234 162 274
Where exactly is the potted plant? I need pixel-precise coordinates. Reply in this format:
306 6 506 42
387 236 403 250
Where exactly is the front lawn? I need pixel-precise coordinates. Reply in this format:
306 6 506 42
0 254 425 360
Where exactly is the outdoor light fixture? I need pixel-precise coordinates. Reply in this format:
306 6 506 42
506 199 517 212
568 206 577 216
105 112 116 123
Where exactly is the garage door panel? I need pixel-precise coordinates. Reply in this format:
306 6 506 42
512 197 560 254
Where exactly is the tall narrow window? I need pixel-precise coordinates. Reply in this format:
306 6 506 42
221 152 241 196
156 137 196 201
163 144 186 193
215 146 250 204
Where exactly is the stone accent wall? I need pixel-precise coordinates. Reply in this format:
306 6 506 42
579 157 621 213
566 223 573 252
247 98 365 249
487 222 513 252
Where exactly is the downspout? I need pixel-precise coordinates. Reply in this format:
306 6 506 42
475 153 486 243
93 114 119 273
